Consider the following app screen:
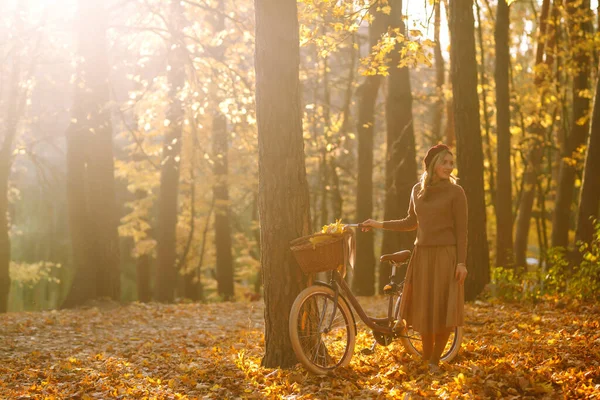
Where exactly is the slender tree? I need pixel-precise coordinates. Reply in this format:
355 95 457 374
62 0 120 308
255 0 312 368
551 0 592 249
353 9 386 296
155 0 186 303
449 0 490 300
430 0 446 146
494 0 513 267
210 1 234 301
575 62 600 246
213 113 234 300
135 190 152 302
379 0 418 293
0 7 24 313
514 0 552 268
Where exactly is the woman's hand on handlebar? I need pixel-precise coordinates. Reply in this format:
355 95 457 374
360 219 383 232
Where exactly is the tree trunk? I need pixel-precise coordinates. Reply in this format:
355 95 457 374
494 0 513 268
62 0 119 308
449 0 490 301
475 1 496 212
209 1 234 301
320 35 331 227
514 0 552 268
353 11 386 296
0 16 23 312
0 164 11 313
255 0 311 368
551 0 592 249
133 189 152 303
431 0 445 146
576 63 600 245
379 0 418 293
155 1 186 303
213 114 234 300
136 254 152 302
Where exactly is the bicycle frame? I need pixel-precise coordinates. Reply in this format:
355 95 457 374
319 268 401 337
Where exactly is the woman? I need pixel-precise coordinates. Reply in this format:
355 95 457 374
361 144 468 372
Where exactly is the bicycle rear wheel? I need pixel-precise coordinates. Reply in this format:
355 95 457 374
394 295 463 362
289 285 356 375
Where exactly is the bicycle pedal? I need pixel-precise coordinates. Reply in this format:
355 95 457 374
361 339 378 355
360 347 375 355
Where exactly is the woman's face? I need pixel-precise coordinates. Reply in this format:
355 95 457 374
433 152 454 180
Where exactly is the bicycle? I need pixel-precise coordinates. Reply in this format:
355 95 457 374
288 224 463 375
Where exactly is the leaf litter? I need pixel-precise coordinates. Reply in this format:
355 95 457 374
0 297 599 399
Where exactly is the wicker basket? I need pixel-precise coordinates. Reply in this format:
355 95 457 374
290 232 346 274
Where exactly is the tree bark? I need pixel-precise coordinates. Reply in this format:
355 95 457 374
62 0 120 308
213 114 234 300
255 0 311 368
576 63 600 245
514 0 552 268
551 0 592 249
449 0 490 300
353 10 386 296
379 0 418 293
155 0 186 303
475 1 496 212
494 0 514 267
136 253 152 302
209 1 234 301
431 0 445 146
0 11 23 312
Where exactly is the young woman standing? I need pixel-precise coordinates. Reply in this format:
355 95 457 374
361 144 468 372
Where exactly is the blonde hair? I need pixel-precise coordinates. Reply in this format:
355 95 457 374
418 149 457 199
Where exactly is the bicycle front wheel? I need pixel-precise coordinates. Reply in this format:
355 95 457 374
289 285 356 375
394 295 463 362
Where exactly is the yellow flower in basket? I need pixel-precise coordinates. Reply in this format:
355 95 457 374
308 219 345 248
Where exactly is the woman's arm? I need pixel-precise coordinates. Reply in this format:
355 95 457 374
381 187 418 231
453 186 468 265
361 187 418 232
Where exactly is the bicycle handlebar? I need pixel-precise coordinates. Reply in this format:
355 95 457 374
344 223 364 228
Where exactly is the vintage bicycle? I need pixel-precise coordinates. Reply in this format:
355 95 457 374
288 224 463 375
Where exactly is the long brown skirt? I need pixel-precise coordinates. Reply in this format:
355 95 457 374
399 245 464 334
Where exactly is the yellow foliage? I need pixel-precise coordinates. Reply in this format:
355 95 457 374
9 261 61 287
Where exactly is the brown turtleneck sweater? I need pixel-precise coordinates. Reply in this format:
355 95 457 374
382 180 468 264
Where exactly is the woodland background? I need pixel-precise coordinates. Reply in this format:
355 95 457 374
1 0 599 316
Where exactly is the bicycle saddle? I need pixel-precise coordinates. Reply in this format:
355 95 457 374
380 250 411 264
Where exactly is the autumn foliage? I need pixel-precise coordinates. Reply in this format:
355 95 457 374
1 297 599 398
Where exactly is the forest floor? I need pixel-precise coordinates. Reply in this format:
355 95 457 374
0 296 599 399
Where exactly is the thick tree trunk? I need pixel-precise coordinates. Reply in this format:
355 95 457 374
155 1 186 303
449 0 490 301
431 0 445 146
62 0 119 308
136 254 152 302
320 39 331 227
551 0 592 249
213 114 234 300
87 91 120 300
210 2 234 301
353 11 386 296
379 0 418 293
255 0 311 368
494 0 513 267
132 189 152 302
576 64 600 245
0 11 23 312
514 0 552 268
